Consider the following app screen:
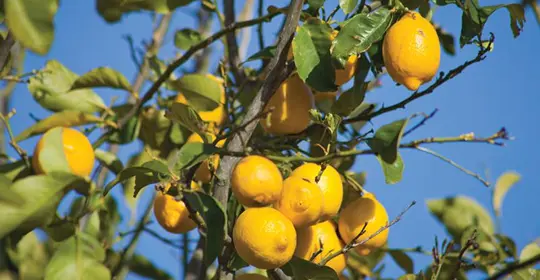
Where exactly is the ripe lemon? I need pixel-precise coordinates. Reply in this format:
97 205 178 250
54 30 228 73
233 207 296 269
175 74 227 128
32 127 95 177
295 221 347 274
186 133 226 183
274 176 323 228
153 182 200 234
290 163 343 221
338 194 389 256
231 155 283 207
260 73 314 135
235 273 268 280
382 11 441 91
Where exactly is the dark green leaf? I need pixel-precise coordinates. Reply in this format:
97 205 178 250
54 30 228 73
340 0 358 14
5 0 57 55
332 8 393 66
307 0 326 11
375 152 404 184
435 25 456 56
389 250 414 274
174 29 202 50
284 256 339 279
95 149 124 175
165 103 206 140
492 171 521 217
0 172 85 238
495 234 518 259
0 159 31 182
293 19 337 92
44 233 111 280
431 0 456 6
241 45 277 65
70 67 132 92
346 248 386 277
141 159 171 176
169 123 191 145
14 111 115 142
170 74 221 111
184 191 226 266
107 104 141 144
169 142 217 175
139 107 173 150
99 196 122 246
228 251 249 270
43 216 76 242
28 60 106 113
331 53 370 117
103 166 160 196
128 254 173 280
96 0 195 23
426 196 495 240
367 118 409 163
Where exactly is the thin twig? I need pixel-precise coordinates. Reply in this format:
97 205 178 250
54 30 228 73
0 109 31 168
257 0 265 51
224 0 246 84
344 34 495 124
415 146 491 187
487 253 540 280
403 109 439 137
319 200 416 266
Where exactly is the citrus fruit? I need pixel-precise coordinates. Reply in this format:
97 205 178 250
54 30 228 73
382 11 441 91
260 73 314 135
175 74 227 128
274 176 323 228
335 54 358 86
186 133 226 183
295 221 347 274
235 273 269 280
290 163 343 221
231 155 283 207
153 182 200 234
32 127 95 177
338 194 389 256
233 207 296 269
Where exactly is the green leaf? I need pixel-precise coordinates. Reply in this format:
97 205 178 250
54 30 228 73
43 216 76 242
519 239 540 262
346 248 386 277
6 232 49 279
170 74 221 111
99 196 122 246
0 172 85 238
492 171 521 217
331 8 393 66
103 166 161 196
28 60 106 113
307 0 326 11
426 196 495 240
141 159 171 176
460 3 525 47
44 233 111 280
293 19 337 92
435 25 456 56
397 275 417 280
139 107 173 150
96 0 194 23
241 45 277 65
165 103 206 139
389 250 414 274
0 159 32 183
128 254 173 280
495 234 518 259
183 191 226 266
107 104 141 144
169 142 218 173
5 0 58 55
283 256 339 279
174 29 202 50
95 149 124 175
0 174 24 205
70 67 132 92
375 152 404 184
122 150 154 223
340 0 358 14
431 0 456 6
332 54 370 117
15 111 114 142
511 269 539 280
35 127 72 175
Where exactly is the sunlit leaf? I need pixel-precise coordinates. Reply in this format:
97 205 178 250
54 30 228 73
70 67 132 92
170 74 221 111
169 142 217 175
6 232 49 279
165 103 206 140
103 166 162 196
241 46 277 65
107 104 141 145
5 0 57 55
174 29 202 50
95 149 124 175
340 0 358 14
492 171 521 217
375 152 404 184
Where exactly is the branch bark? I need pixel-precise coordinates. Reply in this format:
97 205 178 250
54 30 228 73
224 0 246 83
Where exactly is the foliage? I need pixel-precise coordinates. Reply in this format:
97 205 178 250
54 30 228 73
0 0 536 280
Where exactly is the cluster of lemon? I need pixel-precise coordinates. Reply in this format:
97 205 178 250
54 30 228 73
229 155 389 276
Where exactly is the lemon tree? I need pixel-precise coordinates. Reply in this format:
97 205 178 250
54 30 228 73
0 0 536 279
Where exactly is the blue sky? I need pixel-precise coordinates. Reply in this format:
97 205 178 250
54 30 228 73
4 0 540 279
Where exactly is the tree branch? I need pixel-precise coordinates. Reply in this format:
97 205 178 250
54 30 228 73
344 34 495 124
487 254 540 280
224 0 246 84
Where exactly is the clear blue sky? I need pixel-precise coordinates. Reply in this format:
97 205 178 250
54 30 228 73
5 0 540 279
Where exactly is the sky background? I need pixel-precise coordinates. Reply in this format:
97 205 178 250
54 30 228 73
3 0 540 279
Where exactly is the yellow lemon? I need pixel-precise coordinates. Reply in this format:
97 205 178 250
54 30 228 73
231 155 283 207
295 221 347 274
186 133 226 183
338 194 389 256
290 163 343 221
260 73 314 135
32 127 95 177
382 11 441 91
274 176 323 228
153 182 200 234
233 207 297 269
